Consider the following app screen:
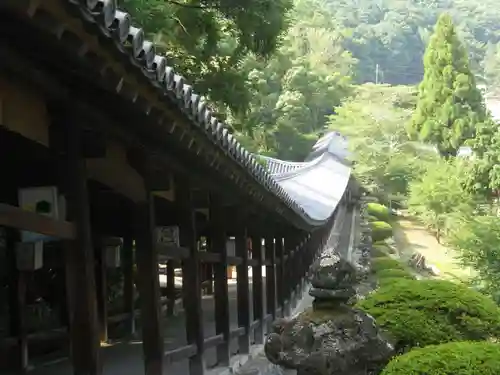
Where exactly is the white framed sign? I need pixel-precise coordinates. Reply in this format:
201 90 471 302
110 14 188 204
155 226 180 246
18 186 60 243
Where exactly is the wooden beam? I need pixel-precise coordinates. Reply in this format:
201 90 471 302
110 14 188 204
251 234 264 345
177 175 205 375
235 215 250 354
265 234 277 323
95 238 108 344
275 236 284 316
0 203 75 240
63 114 101 375
121 236 136 337
209 193 230 365
135 187 164 375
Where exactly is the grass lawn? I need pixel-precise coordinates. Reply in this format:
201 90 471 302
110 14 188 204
391 214 474 283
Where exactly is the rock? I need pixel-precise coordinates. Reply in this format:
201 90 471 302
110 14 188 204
310 250 358 290
264 305 395 375
309 287 357 302
426 264 441 276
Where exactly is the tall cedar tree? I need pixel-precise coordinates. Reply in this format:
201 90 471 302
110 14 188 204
409 13 486 158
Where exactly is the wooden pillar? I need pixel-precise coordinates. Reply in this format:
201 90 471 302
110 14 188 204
275 236 284 316
95 241 108 343
63 118 101 375
166 259 176 316
5 228 28 373
251 234 264 344
264 234 276 324
209 194 230 365
177 176 205 375
235 217 250 354
283 236 294 314
205 237 214 295
121 236 136 337
135 191 164 375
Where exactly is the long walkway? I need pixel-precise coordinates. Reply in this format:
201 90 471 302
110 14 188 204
26 284 259 375
25 209 355 375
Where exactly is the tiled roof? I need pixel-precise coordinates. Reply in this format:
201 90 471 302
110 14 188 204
63 0 328 226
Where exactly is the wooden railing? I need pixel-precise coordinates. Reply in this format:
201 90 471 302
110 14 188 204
0 199 344 374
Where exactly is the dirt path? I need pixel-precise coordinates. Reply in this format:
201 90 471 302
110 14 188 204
392 215 473 282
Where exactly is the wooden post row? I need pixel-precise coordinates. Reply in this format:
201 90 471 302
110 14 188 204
265 234 276 324
209 193 230 366
235 213 250 354
177 176 205 375
275 236 284 317
251 235 264 345
135 187 163 375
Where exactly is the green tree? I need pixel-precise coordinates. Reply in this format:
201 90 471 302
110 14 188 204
229 0 355 160
464 115 500 199
122 0 293 112
327 84 428 199
407 158 475 242
450 215 500 301
408 13 485 158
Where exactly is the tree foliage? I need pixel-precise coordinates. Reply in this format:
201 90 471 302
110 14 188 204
229 0 355 160
327 84 429 197
122 0 293 112
464 116 500 198
409 14 485 158
450 215 500 301
407 158 476 239
321 0 500 86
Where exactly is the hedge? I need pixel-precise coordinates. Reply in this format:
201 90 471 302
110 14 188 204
367 214 379 222
371 257 407 273
356 279 500 352
371 221 393 242
372 244 389 258
381 341 500 375
367 202 391 221
376 268 414 280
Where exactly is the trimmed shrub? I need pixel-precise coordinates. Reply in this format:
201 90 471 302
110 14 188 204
356 279 500 352
367 214 379 222
372 257 407 273
371 221 393 242
381 341 500 375
372 244 390 258
367 202 391 221
377 269 414 280
377 269 415 286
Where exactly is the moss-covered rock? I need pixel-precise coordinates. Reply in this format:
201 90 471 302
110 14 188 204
356 279 500 352
371 221 393 242
381 341 500 375
367 202 391 221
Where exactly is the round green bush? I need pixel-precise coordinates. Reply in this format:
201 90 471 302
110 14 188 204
377 268 414 280
372 257 407 273
376 269 415 287
381 341 500 375
372 244 389 258
367 202 391 221
371 221 393 242
356 279 500 352
367 214 379 222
